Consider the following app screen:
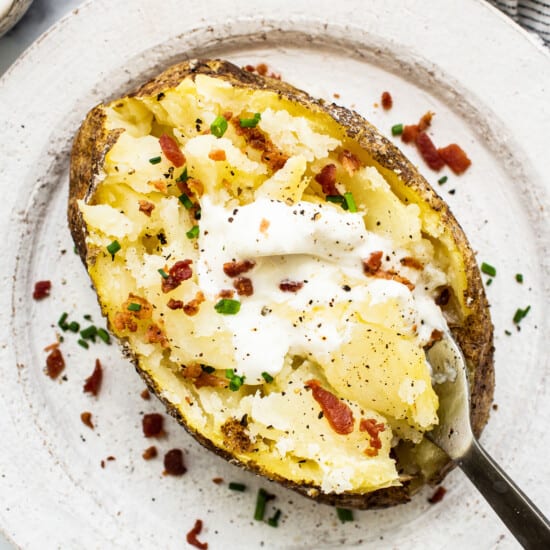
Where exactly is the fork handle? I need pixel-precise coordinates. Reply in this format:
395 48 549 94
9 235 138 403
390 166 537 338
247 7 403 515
459 438 550 549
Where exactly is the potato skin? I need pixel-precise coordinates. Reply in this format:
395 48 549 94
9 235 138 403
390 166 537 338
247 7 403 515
69 59 494 509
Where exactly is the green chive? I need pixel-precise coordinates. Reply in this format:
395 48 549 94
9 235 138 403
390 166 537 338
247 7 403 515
225 369 235 380
158 268 169 279
326 195 345 205
107 240 121 258
210 115 228 138
149 156 162 165
228 482 246 492
391 123 403 136
343 192 357 212
186 225 199 239
80 325 98 341
229 377 244 392
68 321 80 333
336 508 354 523
83 314 93 321
504 330 512 336
127 303 142 312
176 167 188 183
515 273 523 283
178 193 193 209
254 489 271 521
513 305 531 324
486 278 493 286
261 372 274 383
481 262 496 277
77 339 89 349
438 176 448 185
97 328 111 344
58 312 69 331
201 365 215 374
239 113 261 128
214 299 241 315
267 509 282 527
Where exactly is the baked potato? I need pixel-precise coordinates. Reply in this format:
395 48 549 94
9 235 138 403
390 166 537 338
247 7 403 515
69 59 494 508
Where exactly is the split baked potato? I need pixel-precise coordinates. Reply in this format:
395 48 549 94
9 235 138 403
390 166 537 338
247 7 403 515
69 59 494 508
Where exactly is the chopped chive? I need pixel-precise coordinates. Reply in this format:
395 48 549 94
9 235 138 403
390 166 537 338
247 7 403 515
391 123 404 136
504 330 512 336
513 305 531 324
176 167 188 183
336 508 354 523
261 372 274 383
486 278 493 286
210 115 228 138
267 509 282 527
149 156 162 165
178 193 193 209
343 192 357 212
481 262 496 277
83 314 93 321
515 273 523 283
106 240 121 258
77 339 89 349
73 245 78 254
214 299 241 315
229 376 244 392
201 365 215 374
158 268 169 279
194 208 202 220
239 113 261 128
225 369 235 380
186 225 199 239
127 303 142 312
58 312 69 331
97 328 111 344
438 176 448 185
80 325 98 341
326 195 345 205
68 321 80 333
228 482 246 492
254 489 271 521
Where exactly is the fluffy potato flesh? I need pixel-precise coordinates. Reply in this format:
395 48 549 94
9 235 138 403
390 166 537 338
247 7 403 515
71 61 493 506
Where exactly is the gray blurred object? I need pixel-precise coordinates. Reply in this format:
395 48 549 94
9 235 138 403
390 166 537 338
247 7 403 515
0 0 33 37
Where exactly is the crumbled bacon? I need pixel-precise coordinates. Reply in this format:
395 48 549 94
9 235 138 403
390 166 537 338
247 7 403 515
338 150 361 175
400 257 424 270
428 486 447 504
80 411 94 429
223 111 233 121
194 373 228 389
145 323 168 347
418 111 434 131
438 144 471 174
161 260 193 293
279 279 304 293
142 446 157 460
259 218 270 234
142 413 164 437
140 389 151 400
45 348 65 379
122 294 153 320
164 449 187 476
221 418 253 453
233 122 288 171
401 112 433 143
138 200 155 216
429 329 444 345
435 287 451 306
167 298 184 310
372 270 415 291
159 134 186 167
208 149 226 161
233 276 253 297
152 180 168 193
183 291 205 316
83 359 103 396
113 312 138 332
223 259 256 277
256 63 268 76
360 418 386 456
212 477 224 485
187 178 204 197
314 164 339 196
43 340 60 353
362 251 383 275
182 363 203 379
186 519 208 550
33 280 51 300
305 379 354 435
218 289 235 299
381 91 393 110
416 132 445 171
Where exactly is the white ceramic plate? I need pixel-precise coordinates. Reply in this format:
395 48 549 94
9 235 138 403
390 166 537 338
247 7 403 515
0 1 549 548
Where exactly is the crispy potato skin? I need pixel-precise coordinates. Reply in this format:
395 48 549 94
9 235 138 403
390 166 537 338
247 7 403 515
69 59 494 509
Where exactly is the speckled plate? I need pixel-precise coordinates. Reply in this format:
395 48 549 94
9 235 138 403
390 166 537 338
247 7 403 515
0 1 549 548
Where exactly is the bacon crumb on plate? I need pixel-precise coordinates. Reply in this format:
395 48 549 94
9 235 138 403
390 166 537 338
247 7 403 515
428 486 447 504
80 411 94 429
163 448 187 476
83 359 103 396
438 144 471 175
142 446 158 460
212 477 224 485
381 91 393 110
186 519 208 550
45 348 65 379
140 388 151 400
33 280 51 300
142 413 164 437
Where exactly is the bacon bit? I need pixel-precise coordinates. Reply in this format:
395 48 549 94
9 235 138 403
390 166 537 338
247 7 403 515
182 363 203 379
167 298 184 310
152 180 168 193
107 456 116 462
381 91 393 110
183 291 206 316
100 460 105 468
164 449 187 476
259 218 270 234
140 388 151 400
400 257 424 270
138 200 155 216
438 144 471 174
244 64 255 72
256 63 268 76
435 287 451 306
362 251 383 275
187 178 204 197
145 323 168 347
80 411 94 429
416 132 445 171
314 164 339 196
122 293 153 320
194 373 228 389
161 260 193 293
223 259 256 277
208 149 226 161
113 312 138 332
418 111 434 131
43 340 60 353
233 276 253 297
159 134 186 167
430 329 444 344
338 150 361 175
142 446 157 460
305 380 354 435
428 486 447 504
373 270 415 291
218 289 235 299
142 413 164 437
401 124 419 144
212 477 224 484
185 396 193 405
333 92 340 99
279 279 304 293
360 418 386 456
186 519 208 550
221 418 253 453
83 359 103 396
223 111 233 121
45 348 65 379
33 280 51 300
364 447 379 457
